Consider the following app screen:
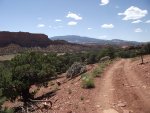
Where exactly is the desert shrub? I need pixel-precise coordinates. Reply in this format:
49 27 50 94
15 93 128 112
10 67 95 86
97 47 116 60
0 52 58 105
86 52 98 64
66 62 86 79
92 67 103 77
143 43 150 54
117 49 138 58
81 74 95 89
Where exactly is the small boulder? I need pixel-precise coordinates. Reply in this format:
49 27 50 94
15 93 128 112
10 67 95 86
103 109 119 113
100 56 110 62
117 102 126 107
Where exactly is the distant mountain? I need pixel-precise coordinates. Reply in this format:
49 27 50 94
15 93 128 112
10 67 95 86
51 35 140 46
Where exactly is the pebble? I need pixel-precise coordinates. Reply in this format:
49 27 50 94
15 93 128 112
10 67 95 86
110 88 115 91
142 85 147 89
123 110 131 113
130 85 135 87
85 100 90 103
117 103 126 107
103 109 119 113
96 105 101 108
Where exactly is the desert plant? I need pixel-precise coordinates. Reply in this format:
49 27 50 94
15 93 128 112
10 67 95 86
80 96 84 101
81 74 95 89
92 67 103 77
68 89 72 94
66 62 87 79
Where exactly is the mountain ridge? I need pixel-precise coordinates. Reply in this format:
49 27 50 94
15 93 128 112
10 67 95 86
51 35 141 46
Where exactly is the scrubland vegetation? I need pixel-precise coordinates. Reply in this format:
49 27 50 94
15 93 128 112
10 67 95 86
0 43 150 112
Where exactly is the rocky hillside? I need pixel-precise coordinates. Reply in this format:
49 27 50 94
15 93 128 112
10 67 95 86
0 32 105 55
0 31 50 47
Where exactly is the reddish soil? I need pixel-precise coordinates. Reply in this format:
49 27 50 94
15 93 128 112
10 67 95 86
95 56 150 113
3 55 150 113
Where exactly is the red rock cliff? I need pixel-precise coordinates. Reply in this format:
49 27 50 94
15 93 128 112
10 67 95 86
0 31 50 47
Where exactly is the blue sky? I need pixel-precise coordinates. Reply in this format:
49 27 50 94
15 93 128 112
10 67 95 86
0 0 150 42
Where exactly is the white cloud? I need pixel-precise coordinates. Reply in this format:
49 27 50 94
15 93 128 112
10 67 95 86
55 19 62 22
66 12 82 20
118 6 148 20
145 20 150 23
132 20 142 24
101 24 114 28
100 0 109 6
37 24 45 28
68 21 78 26
135 28 143 32
88 28 93 30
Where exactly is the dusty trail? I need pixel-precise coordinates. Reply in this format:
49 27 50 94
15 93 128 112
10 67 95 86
96 59 150 113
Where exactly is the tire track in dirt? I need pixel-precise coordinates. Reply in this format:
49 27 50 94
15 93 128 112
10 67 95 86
96 59 150 113
123 59 150 113
95 59 125 113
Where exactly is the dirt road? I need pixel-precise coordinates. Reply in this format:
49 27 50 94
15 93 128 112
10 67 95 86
96 59 150 113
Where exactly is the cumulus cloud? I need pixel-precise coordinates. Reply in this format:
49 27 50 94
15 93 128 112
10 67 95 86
68 21 78 26
88 28 93 30
55 19 62 22
118 6 148 20
66 12 82 20
100 0 109 6
145 20 150 23
37 24 45 28
101 24 114 28
132 20 142 24
135 28 143 32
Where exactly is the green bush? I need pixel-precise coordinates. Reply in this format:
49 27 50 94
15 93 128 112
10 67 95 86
92 67 103 77
81 74 95 89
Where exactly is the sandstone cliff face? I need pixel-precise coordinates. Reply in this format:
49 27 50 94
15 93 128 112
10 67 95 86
0 31 50 47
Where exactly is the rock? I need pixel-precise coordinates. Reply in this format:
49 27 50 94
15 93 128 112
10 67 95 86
123 110 131 113
100 56 110 62
142 85 147 89
103 109 119 113
96 105 101 108
56 81 61 86
85 100 90 103
118 102 126 107
130 85 135 87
